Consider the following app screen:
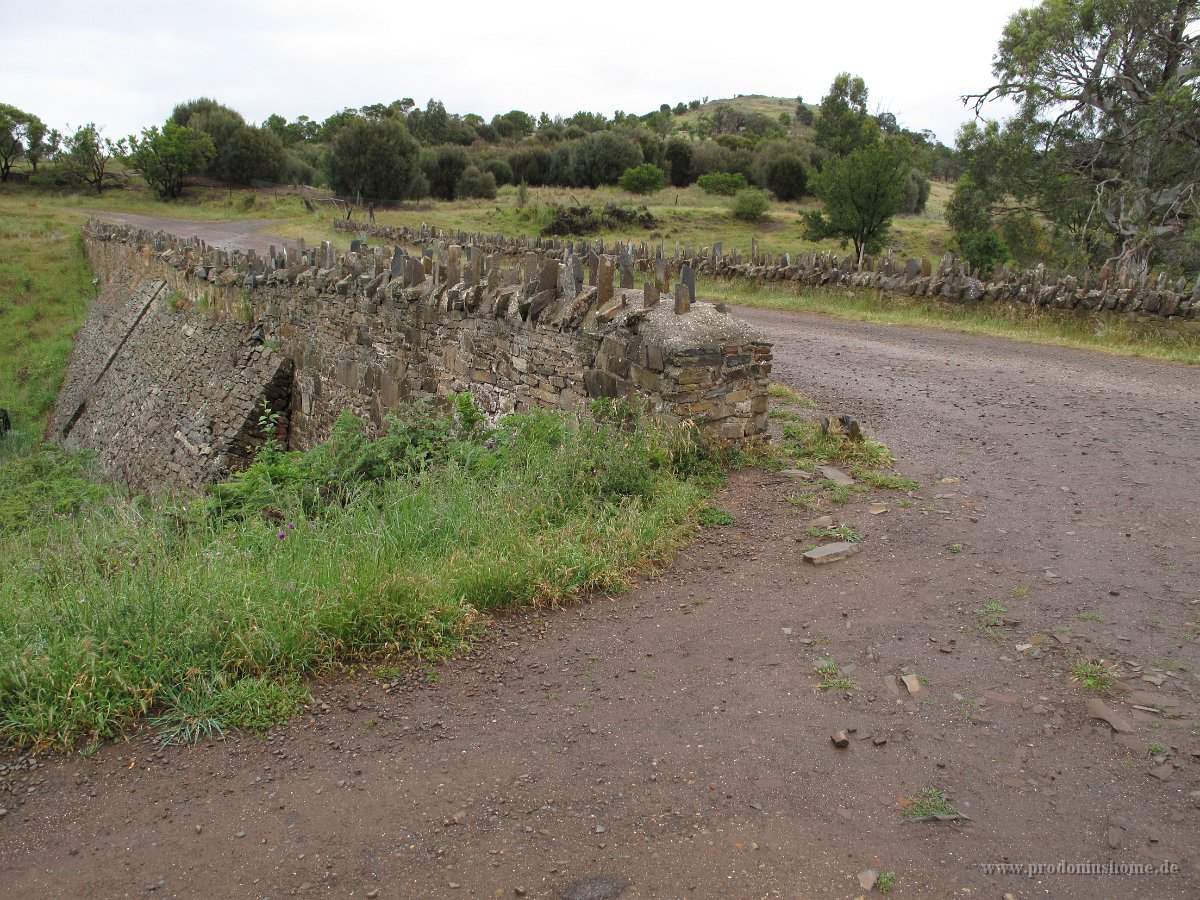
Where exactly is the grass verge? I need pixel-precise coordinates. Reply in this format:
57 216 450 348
0 198 95 431
0 402 718 752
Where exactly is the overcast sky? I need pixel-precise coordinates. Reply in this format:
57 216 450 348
2 0 1030 145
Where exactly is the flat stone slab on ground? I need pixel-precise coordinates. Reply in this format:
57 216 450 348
818 465 855 486
803 542 862 564
1126 690 1181 710
780 468 816 481
1085 698 1136 734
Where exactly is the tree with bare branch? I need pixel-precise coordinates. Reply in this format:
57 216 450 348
962 0 1200 273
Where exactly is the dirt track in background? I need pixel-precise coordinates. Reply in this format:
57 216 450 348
91 212 289 255
3 216 1198 899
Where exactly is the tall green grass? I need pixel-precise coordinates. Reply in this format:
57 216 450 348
0 404 714 751
703 277 1200 366
0 201 95 431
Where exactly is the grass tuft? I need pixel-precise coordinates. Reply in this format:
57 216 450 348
814 658 856 691
1071 658 1119 695
767 382 815 408
902 787 959 819
697 506 734 527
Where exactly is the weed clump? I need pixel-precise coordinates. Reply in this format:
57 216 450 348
1071 657 1119 694
902 787 960 820
541 203 657 237
814 658 855 691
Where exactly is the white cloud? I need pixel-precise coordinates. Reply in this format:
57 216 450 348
1 0 1029 143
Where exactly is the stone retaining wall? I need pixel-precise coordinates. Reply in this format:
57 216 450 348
50 222 772 489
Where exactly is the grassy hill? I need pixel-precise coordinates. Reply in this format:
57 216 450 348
669 94 815 138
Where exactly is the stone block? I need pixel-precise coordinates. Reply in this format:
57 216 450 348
583 369 625 399
803 542 862 565
643 282 660 309
597 256 615 304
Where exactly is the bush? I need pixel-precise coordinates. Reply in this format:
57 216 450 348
328 117 419 202
691 140 734 177
403 170 431 201
899 170 931 214
765 155 808 201
456 165 497 200
697 172 748 196
427 145 469 200
730 187 769 221
543 205 602 236
601 204 657 229
125 122 215 199
508 147 552 186
573 131 643 188
663 137 695 186
220 126 286 185
998 212 1049 267
618 163 667 195
480 157 513 186
956 230 1008 274
280 149 315 186
541 204 657 237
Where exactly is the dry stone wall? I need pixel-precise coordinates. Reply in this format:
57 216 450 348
48 241 294 490
337 220 1200 326
55 221 771 489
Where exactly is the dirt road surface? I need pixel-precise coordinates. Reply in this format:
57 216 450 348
3 217 1198 899
90 213 288 255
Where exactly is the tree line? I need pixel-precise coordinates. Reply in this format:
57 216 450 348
0 81 946 204
2 0 1195 276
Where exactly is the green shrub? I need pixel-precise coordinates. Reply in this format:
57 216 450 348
456 165 497 200
663 137 694 187
541 203 657 237
731 187 770 221
697 172 748 195
999 211 1050 268
618 163 667 195
765 155 808 201
899 169 931 214
427 145 469 200
956 230 1008 274
574 131 643 188
480 157 513 186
